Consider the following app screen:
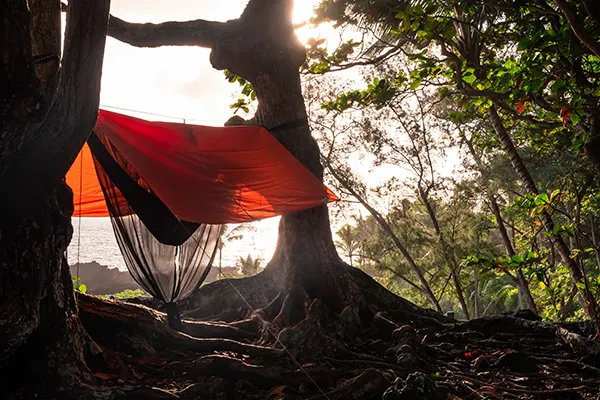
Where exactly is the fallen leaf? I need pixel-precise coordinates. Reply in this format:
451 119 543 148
129 366 144 380
268 386 286 396
93 372 113 380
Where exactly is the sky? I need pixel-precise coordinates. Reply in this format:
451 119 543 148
101 0 324 123
69 0 328 268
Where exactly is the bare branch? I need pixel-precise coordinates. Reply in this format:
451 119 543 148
107 15 225 48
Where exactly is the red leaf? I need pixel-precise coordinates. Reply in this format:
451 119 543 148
268 386 286 396
517 101 525 115
93 372 113 381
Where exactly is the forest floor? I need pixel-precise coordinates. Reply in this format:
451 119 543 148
70 294 600 400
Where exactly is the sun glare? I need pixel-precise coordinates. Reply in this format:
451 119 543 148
293 0 338 48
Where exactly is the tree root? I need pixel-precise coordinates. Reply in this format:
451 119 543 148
177 354 341 389
77 293 282 359
181 319 255 340
307 368 392 400
443 373 587 397
36 267 600 400
177 273 278 319
556 326 600 357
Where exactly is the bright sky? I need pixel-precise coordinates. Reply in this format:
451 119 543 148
78 0 327 267
101 0 324 123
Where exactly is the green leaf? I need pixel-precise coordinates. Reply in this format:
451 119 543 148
517 37 532 51
409 78 422 90
463 73 476 84
535 193 549 205
552 222 560 236
551 79 566 91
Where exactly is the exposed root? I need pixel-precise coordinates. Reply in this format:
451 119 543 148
557 326 600 357
180 354 338 389
178 272 278 319
20 266 599 399
307 369 392 400
77 293 282 359
181 319 256 340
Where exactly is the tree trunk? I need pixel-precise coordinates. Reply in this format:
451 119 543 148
0 184 103 395
583 108 600 175
473 266 479 318
463 135 538 313
487 106 598 325
0 0 111 395
418 188 470 319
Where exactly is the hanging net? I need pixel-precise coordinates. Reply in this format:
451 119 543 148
66 109 340 329
88 131 221 328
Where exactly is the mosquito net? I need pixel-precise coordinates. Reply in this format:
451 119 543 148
88 132 221 329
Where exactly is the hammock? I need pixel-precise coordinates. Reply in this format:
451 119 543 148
66 110 337 328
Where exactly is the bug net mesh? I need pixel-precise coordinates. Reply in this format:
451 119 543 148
88 131 221 327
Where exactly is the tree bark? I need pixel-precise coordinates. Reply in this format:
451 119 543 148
418 188 470 319
463 135 538 313
553 0 600 58
583 109 600 175
0 0 111 395
487 106 598 325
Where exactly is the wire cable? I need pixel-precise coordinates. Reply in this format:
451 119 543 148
76 152 83 280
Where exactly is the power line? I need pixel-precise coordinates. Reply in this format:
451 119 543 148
99 104 227 125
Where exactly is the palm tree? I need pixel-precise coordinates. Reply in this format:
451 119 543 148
335 225 360 266
217 224 256 278
236 254 263 276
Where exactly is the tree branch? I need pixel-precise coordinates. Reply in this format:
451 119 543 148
554 0 600 58
107 14 225 48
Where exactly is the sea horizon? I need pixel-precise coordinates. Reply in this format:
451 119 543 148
67 217 279 271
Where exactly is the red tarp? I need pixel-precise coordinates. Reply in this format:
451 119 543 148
66 110 337 224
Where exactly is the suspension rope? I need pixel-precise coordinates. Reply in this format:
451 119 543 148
76 151 83 280
102 269 125 295
99 104 225 125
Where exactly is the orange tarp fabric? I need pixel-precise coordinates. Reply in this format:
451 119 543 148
67 110 338 223
66 142 110 217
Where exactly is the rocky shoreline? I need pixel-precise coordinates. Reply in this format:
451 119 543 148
70 261 240 295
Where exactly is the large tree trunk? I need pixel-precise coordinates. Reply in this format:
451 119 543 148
0 0 111 396
215 0 348 315
0 184 105 396
487 106 599 326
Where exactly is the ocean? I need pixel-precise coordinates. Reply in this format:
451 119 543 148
67 217 279 271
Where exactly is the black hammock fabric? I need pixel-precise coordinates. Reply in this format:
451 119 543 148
88 132 221 304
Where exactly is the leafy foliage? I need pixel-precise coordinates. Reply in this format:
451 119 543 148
305 0 600 322
72 276 87 294
236 254 263 277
